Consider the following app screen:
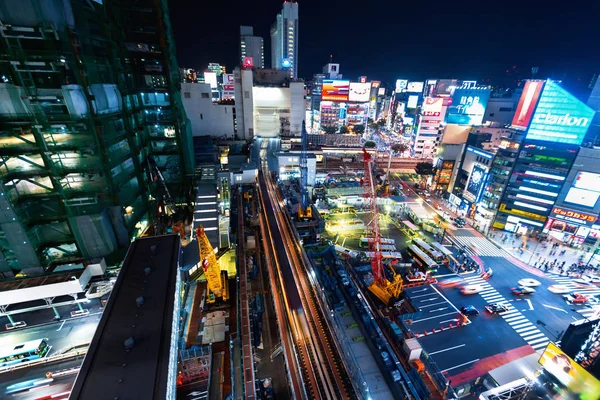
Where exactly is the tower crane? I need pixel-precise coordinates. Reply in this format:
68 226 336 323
297 121 312 220
196 226 228 303
362 148 403 305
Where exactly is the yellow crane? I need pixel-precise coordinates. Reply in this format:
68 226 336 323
196 226 228 303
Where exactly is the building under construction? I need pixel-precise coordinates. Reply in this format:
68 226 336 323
0 0 195 276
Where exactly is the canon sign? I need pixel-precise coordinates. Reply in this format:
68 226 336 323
533 112 590 128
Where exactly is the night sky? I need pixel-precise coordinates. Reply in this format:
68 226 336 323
169 0 600 96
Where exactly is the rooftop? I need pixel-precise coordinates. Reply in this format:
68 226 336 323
70 234 182 400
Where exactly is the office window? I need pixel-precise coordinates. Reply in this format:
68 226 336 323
184 92 190 98
200 113 203 120
244 91 249 99
201 93 209 99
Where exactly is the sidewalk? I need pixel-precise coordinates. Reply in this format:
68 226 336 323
487 231 600 277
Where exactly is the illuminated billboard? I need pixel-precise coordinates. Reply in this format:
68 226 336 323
435 79 459 96
395 79 408 92
565 187 600 208
378 87 385 96
407 95 418 109
422 97 444 117
574 171 600 192
406 82 424 93
447 88 491 125
204 72 217 89
525 80 595 145
512 81 544 129
322 79 350 102
539 343 600 398
464 164 487 203
348 82 371 103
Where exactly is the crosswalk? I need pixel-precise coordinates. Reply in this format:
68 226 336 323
550 276 600 319
462 275 550 350
451 236 510 257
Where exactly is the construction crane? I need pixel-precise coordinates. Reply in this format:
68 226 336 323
196 226 228 303
297 121 312 220
362 148 403 305
376 151 393 197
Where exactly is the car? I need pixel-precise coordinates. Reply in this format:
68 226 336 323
548 285 572 294
485 303 510 314
438 277 464 288
518 278 541 287
461 284 484 295
460 305 479 316
563 293 589 304
511 286 536 295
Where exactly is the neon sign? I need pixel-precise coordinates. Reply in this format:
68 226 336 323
551 207 596 224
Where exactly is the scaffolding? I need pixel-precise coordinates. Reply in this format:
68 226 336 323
0 0 194 275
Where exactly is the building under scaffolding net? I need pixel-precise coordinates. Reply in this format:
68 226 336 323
0 0 195 276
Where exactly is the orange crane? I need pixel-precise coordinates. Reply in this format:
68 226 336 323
196 226 228 303
362 149 403 305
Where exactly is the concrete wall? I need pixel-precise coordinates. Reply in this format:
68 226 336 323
181 83 235 138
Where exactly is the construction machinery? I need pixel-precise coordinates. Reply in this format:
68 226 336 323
196 226 228 303
297 121 313 220
362 149 403 305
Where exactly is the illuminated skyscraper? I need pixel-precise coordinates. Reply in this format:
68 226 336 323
240 26 264 69
270 1 299 79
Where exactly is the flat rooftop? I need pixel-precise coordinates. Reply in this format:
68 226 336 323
70 234 182 400
0 270 84 292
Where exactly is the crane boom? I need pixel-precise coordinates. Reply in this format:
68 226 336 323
196 226 228 303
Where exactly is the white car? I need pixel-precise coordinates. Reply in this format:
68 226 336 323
461 285 484 295
548 285 572 294
518 278 541 287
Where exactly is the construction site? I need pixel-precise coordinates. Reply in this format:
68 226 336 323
0 0 195 276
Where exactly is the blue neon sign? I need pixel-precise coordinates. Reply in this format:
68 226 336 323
526 80 595 145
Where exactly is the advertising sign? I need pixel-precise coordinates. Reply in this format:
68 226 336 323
378 87 385 96
551 206 597 225
526 80 595 145
512 80 544 129
204 72 217 89
407 82 424 93
539 343 600 398
435 79 459 96
464 164 487 203
321 79 350 102
396 79 408 92
447 88 491 125
407 95 418 109
223 74 234 86
348 82 371 103
422 97 444 117
359 76 367 83
574 171 600 192
565 187 600 208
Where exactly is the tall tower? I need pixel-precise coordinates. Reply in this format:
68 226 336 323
270 1 299 79
240 26 264 69
0 0 194 276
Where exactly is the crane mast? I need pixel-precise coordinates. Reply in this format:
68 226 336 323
196 226 228 303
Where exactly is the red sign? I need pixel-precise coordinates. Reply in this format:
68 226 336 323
423 111 441 117
223 85 234 91
551 207 596 224
512 80 544 129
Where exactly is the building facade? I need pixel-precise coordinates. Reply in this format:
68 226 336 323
0 0 194 275
240 26 264 69
181 84 236 138
270 1 299 79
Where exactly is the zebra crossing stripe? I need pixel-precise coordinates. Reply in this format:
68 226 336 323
516 325 537 333
500 310 520 317
480 289 498 295
484 295 505 301
516 326 538 334
523 332 546 341
532 341 550 349
512 322 533 329
528 337 549 345
506 316 527 323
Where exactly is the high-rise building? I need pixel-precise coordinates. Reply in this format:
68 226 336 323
493 80 595 234
240 26 264 69
270 1 299 79
0 0 195 276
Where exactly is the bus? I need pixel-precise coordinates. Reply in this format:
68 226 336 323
407 245 438 272
430 242 453 260
399 220 419 238
0 339 51 368
413 238 444 263
359 237 396 248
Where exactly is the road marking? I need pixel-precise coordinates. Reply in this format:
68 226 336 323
516 326 538 334
342 237 347 247
411 311 458 323
572 316 579 321
532 341 550 349
412 288 429 293
526 299 534 310
430 307 449 313
480 289 498 295
420 297 441 302
512 322 533 329
543 304 568 314
411 293 435 299
440 318 460 324
420 301 449 308
57 320 66 331
429 344 466 355
484 295 505 301
523 332 546 341
441 359 480 373
430 283 462 313
500 310 520 317
506 316 526 323
529 337 549 345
